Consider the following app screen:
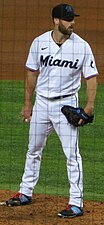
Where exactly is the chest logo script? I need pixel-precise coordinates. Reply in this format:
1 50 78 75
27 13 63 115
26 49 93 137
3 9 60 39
40 55 79 69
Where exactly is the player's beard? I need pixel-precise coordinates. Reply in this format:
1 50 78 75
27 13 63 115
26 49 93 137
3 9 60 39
58 20 73 36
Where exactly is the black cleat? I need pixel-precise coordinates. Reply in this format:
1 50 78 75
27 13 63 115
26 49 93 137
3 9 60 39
58 204 83 218
6 192 32 206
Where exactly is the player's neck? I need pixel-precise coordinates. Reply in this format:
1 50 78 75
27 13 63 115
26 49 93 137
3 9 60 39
52 30 70 45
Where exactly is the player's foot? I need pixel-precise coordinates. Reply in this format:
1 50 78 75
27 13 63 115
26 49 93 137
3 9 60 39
6 192 32 206
58 204 83 218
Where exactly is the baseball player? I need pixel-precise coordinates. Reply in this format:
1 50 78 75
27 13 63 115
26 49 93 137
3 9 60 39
6 3 98 218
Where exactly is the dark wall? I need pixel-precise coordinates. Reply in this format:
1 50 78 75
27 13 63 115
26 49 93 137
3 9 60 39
0 0 104 82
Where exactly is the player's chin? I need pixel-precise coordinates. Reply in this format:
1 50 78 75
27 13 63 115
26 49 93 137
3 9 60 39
67 29 73 35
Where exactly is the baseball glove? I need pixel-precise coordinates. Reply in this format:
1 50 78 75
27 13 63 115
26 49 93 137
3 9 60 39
61 105 94 127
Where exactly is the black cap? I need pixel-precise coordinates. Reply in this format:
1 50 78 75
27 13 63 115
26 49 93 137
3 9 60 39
52 4 80 21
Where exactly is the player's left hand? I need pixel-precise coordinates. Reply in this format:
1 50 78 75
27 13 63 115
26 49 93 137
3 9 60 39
78 104 94 126
61 105 94 127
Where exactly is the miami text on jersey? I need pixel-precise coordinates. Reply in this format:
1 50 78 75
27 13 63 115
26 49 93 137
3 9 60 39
40 55 79 69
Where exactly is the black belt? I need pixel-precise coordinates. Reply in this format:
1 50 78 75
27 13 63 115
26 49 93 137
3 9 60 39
49 94 74 100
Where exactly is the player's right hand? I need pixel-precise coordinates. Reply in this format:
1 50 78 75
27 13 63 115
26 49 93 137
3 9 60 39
21 102 32 122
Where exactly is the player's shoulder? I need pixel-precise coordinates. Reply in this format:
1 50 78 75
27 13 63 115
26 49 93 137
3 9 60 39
72 33 86 43
72 33 91 49
30 31 52 50
34 31 52 42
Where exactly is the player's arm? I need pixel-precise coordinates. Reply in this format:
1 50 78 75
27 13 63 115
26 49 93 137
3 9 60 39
84 76 97 115
21 69 39 121
78 76 97 125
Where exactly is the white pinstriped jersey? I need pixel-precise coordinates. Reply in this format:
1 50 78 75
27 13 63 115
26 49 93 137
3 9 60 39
26 31 98 98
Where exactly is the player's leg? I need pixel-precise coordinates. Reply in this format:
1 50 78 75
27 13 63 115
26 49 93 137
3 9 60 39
60 126 83 206
19 95 53 196
6 95 53 206
54 116 83 204
19 121 52 196
51 96 83 217
57 125 83 218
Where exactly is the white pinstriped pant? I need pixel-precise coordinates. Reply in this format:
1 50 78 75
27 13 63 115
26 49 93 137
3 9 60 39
19 93 83 207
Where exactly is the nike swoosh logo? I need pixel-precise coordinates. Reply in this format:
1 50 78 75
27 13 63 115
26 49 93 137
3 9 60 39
41 47 48 50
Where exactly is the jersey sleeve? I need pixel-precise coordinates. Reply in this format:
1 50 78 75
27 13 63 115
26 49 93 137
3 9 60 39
82 42 98 79
25 39 39 71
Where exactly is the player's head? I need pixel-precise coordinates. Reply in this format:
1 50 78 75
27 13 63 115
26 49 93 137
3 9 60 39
52 4 80 36
52 4 80 22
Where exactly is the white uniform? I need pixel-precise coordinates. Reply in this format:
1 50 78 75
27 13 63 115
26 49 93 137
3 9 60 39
19 31 98 207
